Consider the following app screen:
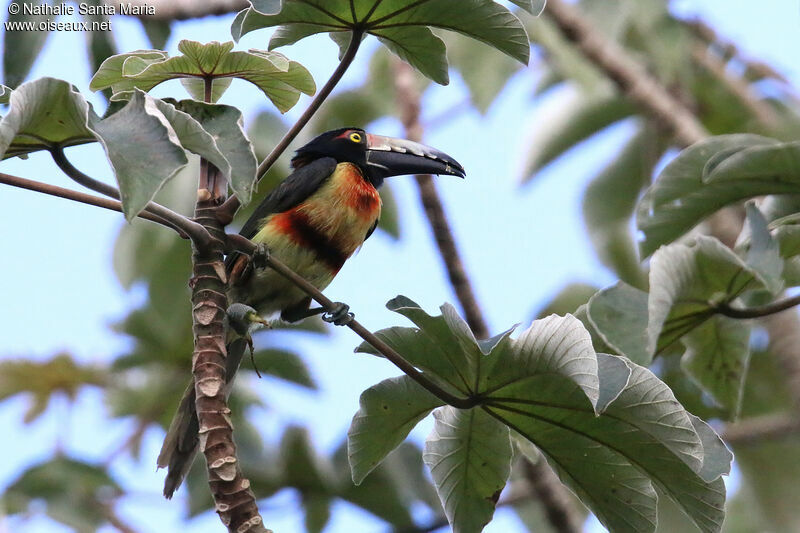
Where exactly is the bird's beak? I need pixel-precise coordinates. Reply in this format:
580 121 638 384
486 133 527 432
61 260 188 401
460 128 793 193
365 134 466 180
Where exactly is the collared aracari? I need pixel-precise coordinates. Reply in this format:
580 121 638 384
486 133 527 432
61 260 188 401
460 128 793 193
157 127 465 498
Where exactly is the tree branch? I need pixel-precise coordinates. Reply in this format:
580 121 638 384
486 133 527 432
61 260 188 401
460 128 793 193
217 30 364 224
716 294 800 319
543 0 708 148
226 235 477 409
190 80 268 531
0 171 180 230
49 146 214 249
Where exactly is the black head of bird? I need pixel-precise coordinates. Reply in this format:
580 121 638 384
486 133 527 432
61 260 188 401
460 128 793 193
291 127 466 187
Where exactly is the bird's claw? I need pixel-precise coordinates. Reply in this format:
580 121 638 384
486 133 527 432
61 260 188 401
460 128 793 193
322 303 354 326
252 243 270 269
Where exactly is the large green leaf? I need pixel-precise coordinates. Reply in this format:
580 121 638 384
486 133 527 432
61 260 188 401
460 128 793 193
349 376 443 484
681 316 750 420
647 236 765 356
90 40 315 112
741 202 783 294
636 134 787 258
0 77 96 159
233 0 530 85
352 298 728 532
169 99 258 204
90 90 190 220
423 407 512 533
485 354 728 533
587 281 651 365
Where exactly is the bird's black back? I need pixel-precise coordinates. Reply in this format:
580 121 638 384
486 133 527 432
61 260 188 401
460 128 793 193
238 157 338 239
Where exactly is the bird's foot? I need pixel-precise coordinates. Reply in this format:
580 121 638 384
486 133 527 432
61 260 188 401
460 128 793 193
252 243 270 270
322 302 354 326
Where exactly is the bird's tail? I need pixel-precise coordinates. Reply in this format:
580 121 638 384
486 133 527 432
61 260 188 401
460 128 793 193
157 337 249 498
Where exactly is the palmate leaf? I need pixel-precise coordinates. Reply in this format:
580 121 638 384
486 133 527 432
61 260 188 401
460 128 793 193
681 316 750 420
233 0 530 85
635 134 800 258
90 39 315 112
0 78 259 219
423 407 512 533
350 298 729 532
587 281 651 365
648 235 766 356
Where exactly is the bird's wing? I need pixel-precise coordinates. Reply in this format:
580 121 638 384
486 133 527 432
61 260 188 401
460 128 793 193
238 157 338 239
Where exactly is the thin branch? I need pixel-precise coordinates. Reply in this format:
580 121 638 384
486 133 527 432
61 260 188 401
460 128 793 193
392 59 490 339
217 30 364 224
0 172 179 230
522 458 583 533
226 235 477 409
543 0 708 148
50 146 215 250
716 294 800 319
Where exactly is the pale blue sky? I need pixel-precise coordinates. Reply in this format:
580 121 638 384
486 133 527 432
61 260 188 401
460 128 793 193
1 1 798 532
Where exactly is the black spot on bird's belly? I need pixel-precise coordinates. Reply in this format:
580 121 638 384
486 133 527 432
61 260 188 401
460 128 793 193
287 210 348 272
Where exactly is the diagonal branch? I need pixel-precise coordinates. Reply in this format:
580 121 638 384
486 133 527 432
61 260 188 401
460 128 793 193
226 235 477 409
49 146 214 249
0 172 177 229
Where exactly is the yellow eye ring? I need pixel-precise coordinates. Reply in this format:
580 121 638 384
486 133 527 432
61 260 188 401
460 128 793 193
349 132 362 143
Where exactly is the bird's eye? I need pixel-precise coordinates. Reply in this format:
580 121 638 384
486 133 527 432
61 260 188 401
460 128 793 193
349 132 362 143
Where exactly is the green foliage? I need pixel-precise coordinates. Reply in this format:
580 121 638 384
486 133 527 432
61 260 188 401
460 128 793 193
233 0 530 85
90 40 315 111
635 134 798 258
351 297 730 532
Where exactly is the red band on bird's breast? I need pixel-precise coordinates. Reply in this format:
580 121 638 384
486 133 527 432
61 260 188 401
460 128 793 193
269 209 348 273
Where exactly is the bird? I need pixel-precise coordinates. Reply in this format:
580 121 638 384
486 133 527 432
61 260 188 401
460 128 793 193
157 127 465 498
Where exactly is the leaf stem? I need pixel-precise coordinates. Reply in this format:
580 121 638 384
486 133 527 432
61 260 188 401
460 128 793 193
716 294 800 319
50 146 214 250
217 29 364 223
227 235 478 409
0 171 182 231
